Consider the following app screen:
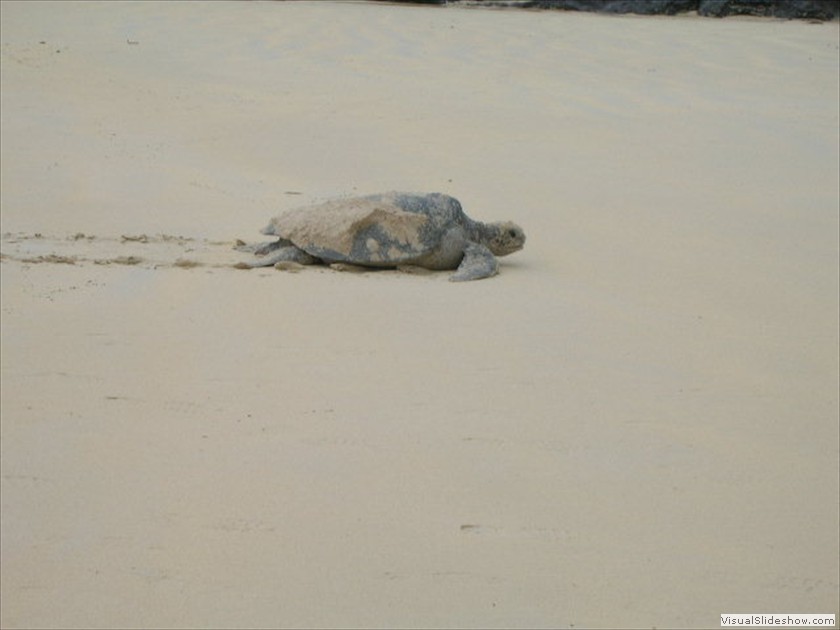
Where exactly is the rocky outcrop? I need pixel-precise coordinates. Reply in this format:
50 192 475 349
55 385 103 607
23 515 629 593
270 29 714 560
519 0 698 14
697 0 836 18
373 0 838 19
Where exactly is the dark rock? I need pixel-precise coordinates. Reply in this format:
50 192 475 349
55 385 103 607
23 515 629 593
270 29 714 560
521 0 699 13
698 0 837 18
698 0 773 16
372 0 838 18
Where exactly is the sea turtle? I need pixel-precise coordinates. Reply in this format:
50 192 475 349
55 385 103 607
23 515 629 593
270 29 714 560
236 192 525 281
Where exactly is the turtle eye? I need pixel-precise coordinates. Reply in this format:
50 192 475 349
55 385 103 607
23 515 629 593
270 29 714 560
508 230 517 238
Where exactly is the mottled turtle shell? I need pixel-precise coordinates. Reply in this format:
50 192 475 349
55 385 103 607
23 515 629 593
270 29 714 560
261 192 466 266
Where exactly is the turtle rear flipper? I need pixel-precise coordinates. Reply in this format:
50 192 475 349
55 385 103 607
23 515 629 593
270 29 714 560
233 238 296 256
234 241 318 269
449 243 499 282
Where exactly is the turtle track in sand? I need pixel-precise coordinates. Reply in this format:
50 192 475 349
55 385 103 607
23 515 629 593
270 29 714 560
0 232 244 270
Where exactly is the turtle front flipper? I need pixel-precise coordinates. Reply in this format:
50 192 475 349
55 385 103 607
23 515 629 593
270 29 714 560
449 242 499 282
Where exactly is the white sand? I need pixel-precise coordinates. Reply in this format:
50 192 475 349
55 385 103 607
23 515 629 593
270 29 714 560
1 1 838 628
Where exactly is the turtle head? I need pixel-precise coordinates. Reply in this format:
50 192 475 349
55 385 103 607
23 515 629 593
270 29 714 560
486 221 526 256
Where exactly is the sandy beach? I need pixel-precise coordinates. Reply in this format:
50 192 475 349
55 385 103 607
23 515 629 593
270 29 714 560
1 1 838 628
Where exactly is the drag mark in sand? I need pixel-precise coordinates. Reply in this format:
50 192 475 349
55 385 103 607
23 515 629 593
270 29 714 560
0 232 241 270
